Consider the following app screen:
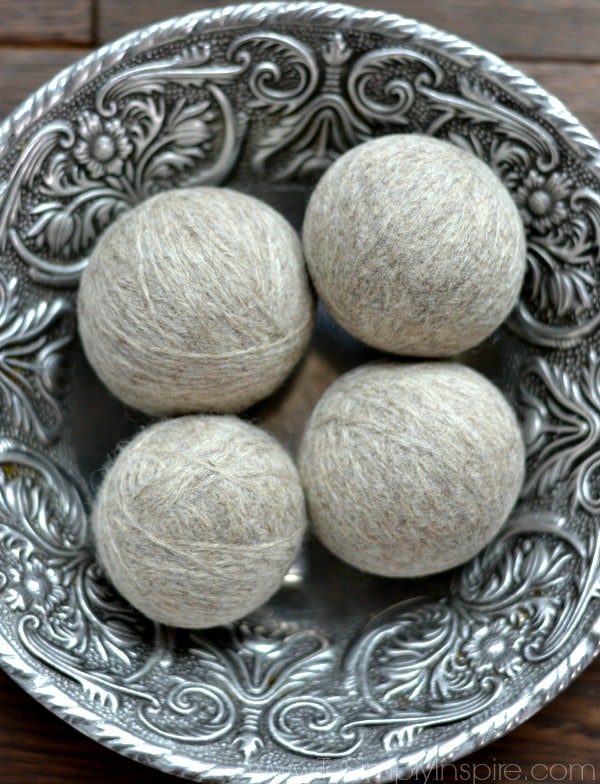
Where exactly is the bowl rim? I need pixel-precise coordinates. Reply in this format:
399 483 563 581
1 2 600 171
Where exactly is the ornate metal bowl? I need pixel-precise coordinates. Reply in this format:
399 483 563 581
0 2 599 780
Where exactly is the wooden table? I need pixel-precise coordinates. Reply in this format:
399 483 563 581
0 1 599 782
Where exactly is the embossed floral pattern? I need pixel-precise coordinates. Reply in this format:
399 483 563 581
73 112 133 178
3 558 66 613
462 619 523 677
0 46 242 283
515 171 572 233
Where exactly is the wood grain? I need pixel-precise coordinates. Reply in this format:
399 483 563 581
97 0 600 59
0 669 177 784
0 47 90 119
0 0 92 44
391 0 600 60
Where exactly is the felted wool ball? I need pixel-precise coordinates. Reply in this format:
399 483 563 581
302 134 526 356
92 415 307 628
78 187 315 415
299 362 525 577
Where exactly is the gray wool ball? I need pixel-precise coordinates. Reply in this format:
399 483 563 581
302 134 526 356
298 362 525 577
78 187 315 416
92 415 307 628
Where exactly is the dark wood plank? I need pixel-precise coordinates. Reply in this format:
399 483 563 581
0 669 178 784
97 0 225 44
97 0 600 60
391 0 600 60
0 47 91 120
0 0 92 44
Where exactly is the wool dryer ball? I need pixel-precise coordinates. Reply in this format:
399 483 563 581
302 134 526 356
77 187 315 415
299 362 525 577
92 415 307 628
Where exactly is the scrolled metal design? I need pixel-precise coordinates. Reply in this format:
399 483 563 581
0 45 245 286
0 273 73 444
249 33 445 179
0 442 154 678
520 350 600 511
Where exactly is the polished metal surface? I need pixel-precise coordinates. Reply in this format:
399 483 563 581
0 3 599 781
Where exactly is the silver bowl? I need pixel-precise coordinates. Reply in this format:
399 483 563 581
0 2 599 781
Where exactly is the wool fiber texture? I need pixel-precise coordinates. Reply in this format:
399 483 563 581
299 361 525 577
78 187 315 415
92 415 307 628
302 134 526 356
